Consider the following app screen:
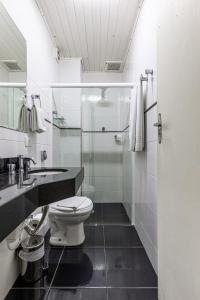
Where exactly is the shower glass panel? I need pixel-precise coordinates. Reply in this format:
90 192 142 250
81 87 130 209
52 87 82 168
52 85 131 224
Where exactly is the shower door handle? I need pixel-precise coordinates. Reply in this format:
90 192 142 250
153 113 162 144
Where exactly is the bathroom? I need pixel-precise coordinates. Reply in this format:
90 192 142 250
0 0 199 299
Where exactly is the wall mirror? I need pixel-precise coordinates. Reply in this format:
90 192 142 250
0 2 27 130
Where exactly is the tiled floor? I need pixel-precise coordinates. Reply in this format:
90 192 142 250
86 203 131 225
6 203 158 300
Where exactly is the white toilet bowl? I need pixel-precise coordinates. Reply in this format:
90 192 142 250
49 196 93 246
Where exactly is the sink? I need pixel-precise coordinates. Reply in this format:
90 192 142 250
29 168 68 176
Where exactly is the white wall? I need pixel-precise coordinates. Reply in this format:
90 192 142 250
0 0 58 297
123 0 157 272
83 71 123 83
58 58 82 83
0 63 9 81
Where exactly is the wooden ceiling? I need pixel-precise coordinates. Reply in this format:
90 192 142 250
36 0 140 71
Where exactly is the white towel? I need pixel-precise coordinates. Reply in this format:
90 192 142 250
18 104 30 133
129 87 137 151
129 82 144 152
146 76 154 108
135 82 144 151
30 104 46 133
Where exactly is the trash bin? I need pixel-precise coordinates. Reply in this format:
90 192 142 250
18 235 45 283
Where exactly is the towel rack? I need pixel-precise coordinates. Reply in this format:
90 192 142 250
140 69 153 82
31 94 41 107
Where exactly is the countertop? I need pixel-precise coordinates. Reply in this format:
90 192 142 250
0 167 84 242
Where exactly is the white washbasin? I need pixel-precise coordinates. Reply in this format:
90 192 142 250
29 168 68 176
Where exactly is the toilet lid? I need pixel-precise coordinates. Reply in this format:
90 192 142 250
50 196 93 213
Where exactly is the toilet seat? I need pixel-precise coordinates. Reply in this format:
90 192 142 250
50 196 93 215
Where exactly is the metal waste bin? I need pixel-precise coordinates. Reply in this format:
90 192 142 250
18 235 44 283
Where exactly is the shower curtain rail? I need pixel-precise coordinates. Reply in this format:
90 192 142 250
0 82 26 88
51 82 134 89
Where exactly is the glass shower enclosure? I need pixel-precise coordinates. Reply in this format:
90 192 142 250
52 84 131 223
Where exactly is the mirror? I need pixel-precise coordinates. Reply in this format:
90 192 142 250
0 2 27 130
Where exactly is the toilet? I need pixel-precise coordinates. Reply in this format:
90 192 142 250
48 196 93 246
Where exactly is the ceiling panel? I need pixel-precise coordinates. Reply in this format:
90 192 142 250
36 0 139 72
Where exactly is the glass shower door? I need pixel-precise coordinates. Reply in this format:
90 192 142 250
81 87 130 207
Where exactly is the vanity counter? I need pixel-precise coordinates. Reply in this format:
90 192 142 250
0 167 84 242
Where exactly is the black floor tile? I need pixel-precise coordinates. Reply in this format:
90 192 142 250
14 247 63 288
107 269 157 287
5 289 47 300
106 248 154 270
106 248 157 287
103 203 131 225
84 225 104 247
7 204 158 298
86 203 103 225
52 248 106 287
47 288 107 300
104 226 143 247
86 203 131 225
102 203 127 216
108 288 158 300
103 214 131 225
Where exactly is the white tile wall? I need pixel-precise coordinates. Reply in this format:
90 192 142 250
122 130 133 218
0 127 28 158
122 0 157 273
134 107 158 271
0 0 58 297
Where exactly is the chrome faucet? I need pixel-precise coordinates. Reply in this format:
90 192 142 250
18 155 24 172
18 175 36 189
18 155 37 173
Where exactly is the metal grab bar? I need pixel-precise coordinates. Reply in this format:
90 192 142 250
82 125 129 133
